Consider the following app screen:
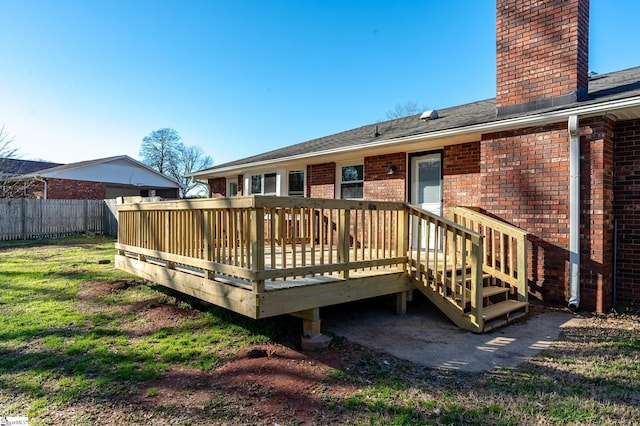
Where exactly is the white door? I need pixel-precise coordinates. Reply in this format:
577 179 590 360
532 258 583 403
411 153 442 250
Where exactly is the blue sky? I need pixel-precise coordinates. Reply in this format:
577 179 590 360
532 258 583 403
2 1 639 167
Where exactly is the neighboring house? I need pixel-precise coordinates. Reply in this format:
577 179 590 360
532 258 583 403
190 0 640 313
0 155 180 200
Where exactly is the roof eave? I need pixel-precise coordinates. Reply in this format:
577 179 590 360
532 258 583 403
190 94 640 179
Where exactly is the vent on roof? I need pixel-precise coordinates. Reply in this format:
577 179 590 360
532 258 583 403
420 110 439 121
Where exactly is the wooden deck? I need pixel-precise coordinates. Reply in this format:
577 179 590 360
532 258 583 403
116 196 529 333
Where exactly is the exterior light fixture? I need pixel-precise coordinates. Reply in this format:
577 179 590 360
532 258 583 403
387 165 397 175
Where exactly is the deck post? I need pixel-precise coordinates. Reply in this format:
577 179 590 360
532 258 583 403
338 208 350 279
295 308 322 337
395 291 407 316
397 208 409 271
470 234 484 331
516 235 528 303
251 207 265 292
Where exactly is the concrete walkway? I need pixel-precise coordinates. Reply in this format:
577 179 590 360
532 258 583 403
322 297 585 372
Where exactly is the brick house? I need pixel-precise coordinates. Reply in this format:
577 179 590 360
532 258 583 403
1 155 180 200
190 0 640 312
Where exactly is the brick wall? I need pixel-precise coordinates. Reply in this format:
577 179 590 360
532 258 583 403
481 123 570 304
46 178 106 200
443 142 481 210
364 153 406 201
614 118 640 311
480 119 616 311
496 0 589 110
209 177 226 197
307 163 335 199
580 117 615 312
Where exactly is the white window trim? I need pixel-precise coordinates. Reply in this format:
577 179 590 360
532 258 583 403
287 170 306 197
244 170 283 196
335 161 364 200
227 177 238 197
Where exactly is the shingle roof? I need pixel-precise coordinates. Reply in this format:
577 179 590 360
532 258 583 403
203 66 640 174
0 158 63 176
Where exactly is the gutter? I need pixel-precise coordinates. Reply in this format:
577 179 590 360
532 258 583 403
189 94 640 178
568 115 580 309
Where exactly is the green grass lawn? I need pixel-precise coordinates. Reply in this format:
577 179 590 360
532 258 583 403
1 235 639 425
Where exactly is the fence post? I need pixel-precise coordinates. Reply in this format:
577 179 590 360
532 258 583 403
83 200 88 233
21 198 26 240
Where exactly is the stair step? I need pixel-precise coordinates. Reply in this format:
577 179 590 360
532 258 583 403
482 285 510 298
482 300 528 321
456 273 491 285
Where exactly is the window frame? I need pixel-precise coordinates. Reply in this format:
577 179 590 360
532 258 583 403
288 170 305 197
227 177 238 197
337 162 364 200
249 172 278 195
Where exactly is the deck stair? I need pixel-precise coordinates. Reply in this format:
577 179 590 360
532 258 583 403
407 206 530 333
412 265 529 333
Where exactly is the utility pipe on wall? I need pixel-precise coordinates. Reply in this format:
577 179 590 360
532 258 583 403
568 115 580 309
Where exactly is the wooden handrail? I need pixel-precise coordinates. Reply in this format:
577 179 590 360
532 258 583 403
405 204 485 328
450 207 529 304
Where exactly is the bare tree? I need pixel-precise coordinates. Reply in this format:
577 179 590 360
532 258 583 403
175 144 213 198
139 128 182 176
385 101 426 119
0 125 18 160
139 128 214 198
0 125 24 198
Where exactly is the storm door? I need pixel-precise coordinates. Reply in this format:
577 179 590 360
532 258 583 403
410 152 443 250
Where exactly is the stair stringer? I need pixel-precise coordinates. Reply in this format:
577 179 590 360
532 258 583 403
411 277 482 333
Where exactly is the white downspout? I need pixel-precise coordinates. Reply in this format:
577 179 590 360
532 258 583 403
568 115 580 309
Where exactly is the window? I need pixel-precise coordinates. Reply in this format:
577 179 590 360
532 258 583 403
340 164 364 199
288 170 305 197
228 178 238 197
250 172 277 195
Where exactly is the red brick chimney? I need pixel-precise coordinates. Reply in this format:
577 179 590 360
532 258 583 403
496 0 589 116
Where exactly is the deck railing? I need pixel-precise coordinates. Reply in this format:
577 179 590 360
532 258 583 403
117 196 409 291
450 207 529 304
116 197 524 330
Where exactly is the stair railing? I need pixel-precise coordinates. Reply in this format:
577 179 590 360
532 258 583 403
450 207 529 304
405 204 485 330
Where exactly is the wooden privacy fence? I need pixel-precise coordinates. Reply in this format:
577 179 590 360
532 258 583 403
0 198 116 241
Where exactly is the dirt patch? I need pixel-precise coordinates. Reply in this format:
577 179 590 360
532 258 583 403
133 343 357 425
78 280 199 336
122 297 200 337
77 279 136 299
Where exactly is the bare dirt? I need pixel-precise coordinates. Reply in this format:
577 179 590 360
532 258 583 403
75 280 371 425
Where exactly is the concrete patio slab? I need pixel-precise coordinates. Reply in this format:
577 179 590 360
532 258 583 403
323 296 585 372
